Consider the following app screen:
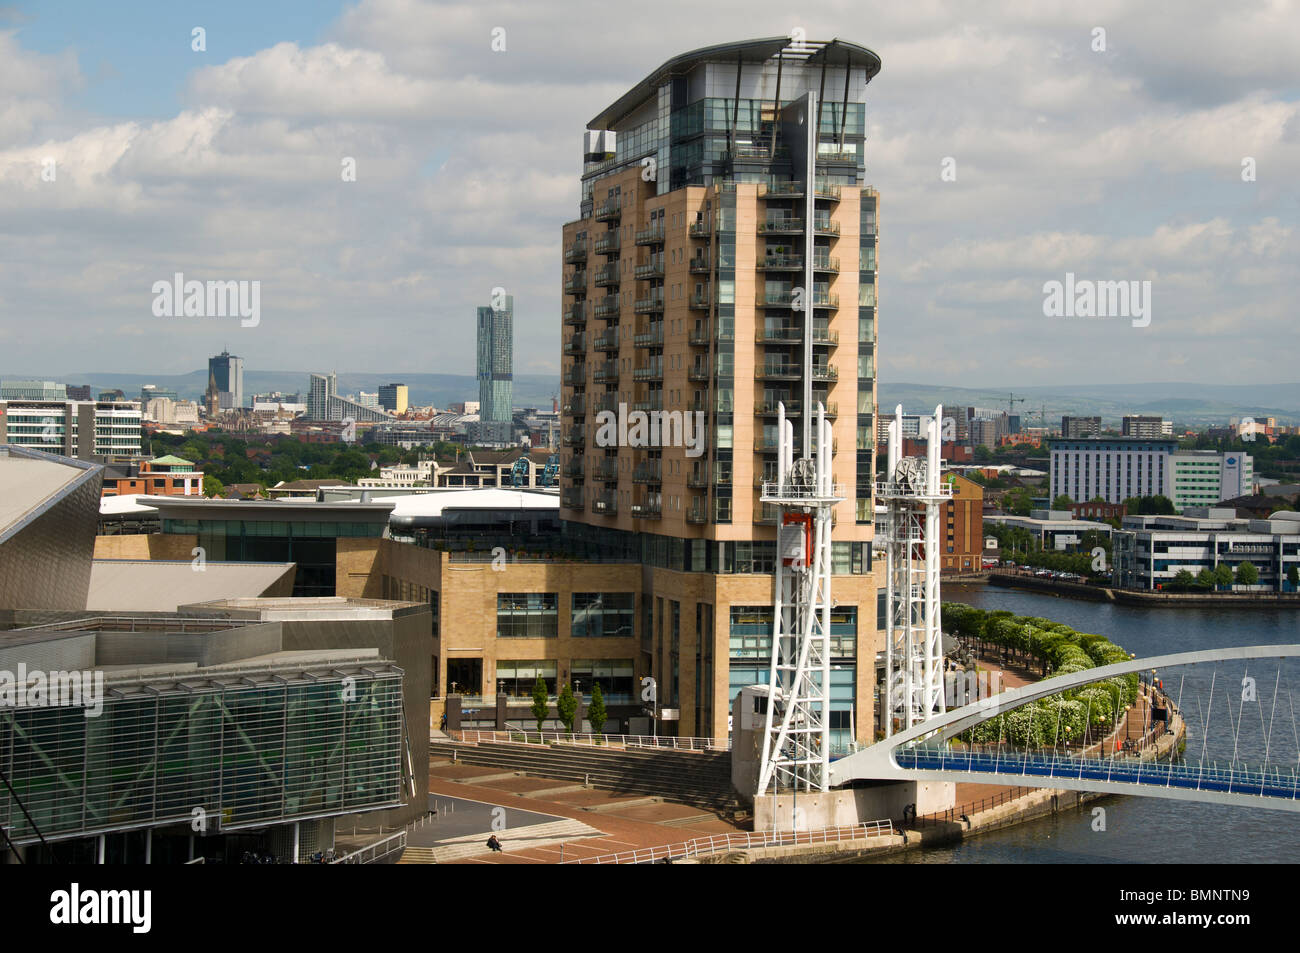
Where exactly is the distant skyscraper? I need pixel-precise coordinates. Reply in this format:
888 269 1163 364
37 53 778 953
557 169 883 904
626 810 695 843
477 296 513 424
378 383 409 415
208 350 244 410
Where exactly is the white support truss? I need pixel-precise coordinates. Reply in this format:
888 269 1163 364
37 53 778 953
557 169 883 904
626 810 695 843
757 402 843 794
877 404 951 737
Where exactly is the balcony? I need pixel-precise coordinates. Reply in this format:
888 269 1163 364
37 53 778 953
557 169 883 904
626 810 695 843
593 459 619 482
688 256 711 274
563 333 586 355
635 260 664 280
563 459 585 478
561 488 584 509
814 182 842 201
689 291 711 311
758 218 804 235
594 264 620 288
688 325 711 346
686 398 710 413
563 271 587 294
635 224 665 245
813 217 840 235
632 396 663 413
634 294 664 314
754 399 838 417
594 295 621 318
593 232 620 254
633 461 662 484
757 255 803 271
563 302 586 325
634 326 664 348
813 364 838 380
760 180 804 198
593 360 619 383
564 240 588 263
688 221 710 238
563 428 586 447
687 469 709 489
592 329 620 352
563 395 586 416
594 198 621 221
562 364 586 386
633 360 663 382
687 366 710 382
812 256 840 273
591 491 618 516
631 501 662 519
813 327 839 345
686 501 708 523
756 326 802 343
594 393 620 414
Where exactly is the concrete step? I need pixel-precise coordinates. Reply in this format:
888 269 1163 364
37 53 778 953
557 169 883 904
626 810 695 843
397 846 437 864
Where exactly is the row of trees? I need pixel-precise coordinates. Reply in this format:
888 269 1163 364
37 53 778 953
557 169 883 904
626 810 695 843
943 603 1140 748
983 521 1112 579
529 677 608 735
1165 562 1286 591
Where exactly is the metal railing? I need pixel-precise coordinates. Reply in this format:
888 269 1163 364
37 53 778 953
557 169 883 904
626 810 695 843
564 819 894 864
332 828 408 864
912 787 1032 827
451 728 731 751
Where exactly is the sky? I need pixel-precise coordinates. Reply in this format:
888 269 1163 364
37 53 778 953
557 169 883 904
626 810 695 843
0 0 1296 387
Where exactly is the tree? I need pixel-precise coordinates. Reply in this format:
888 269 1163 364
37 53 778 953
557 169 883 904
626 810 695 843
1171 569 1195 591
556 683 578 734
1288 566 1300 590
1196 568 1216 590
1236 561 1259 587
202 475 225 498
530 675 549 732
587 683 608 737
1051 494 1074 511
1212 563 1234 589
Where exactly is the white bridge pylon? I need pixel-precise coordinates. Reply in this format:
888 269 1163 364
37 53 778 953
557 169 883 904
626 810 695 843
756 402 842 795
879 404 952 737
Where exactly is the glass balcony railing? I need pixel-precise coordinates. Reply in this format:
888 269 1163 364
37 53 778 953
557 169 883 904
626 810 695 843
635 224 665 245
594 198 621 221
593 232 620 254
758 218 804 234
564 240 588 263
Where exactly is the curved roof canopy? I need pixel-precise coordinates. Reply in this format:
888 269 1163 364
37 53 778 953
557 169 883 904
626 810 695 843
588 36 882 130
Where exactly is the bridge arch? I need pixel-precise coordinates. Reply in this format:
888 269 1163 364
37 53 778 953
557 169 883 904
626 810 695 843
828 643 1300 793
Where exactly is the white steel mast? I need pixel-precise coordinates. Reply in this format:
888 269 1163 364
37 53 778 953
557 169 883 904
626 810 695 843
879 404 950 736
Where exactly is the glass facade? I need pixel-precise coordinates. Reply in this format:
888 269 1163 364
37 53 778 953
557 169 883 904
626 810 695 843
570 592 636 638
496 592 559 638
477 297 514 424
0 669 404 845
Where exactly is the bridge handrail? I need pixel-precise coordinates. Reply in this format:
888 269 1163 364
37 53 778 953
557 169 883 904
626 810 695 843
448 728 731 752
563 819 894 864
331 829 407 865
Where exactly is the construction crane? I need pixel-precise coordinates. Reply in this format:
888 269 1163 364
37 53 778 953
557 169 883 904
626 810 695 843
1006 393 1026 416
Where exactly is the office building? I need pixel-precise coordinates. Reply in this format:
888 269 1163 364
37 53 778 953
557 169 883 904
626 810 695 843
1170 449 1253 510
1112 509 1300 592
207 350 244 410
378 383 409 415
305 372 393 423
1121 415 1167 439
0 380 68 401
0 399 143 459
556 37 884 746
939 472 984 572
1061 415 1101 438
1049 437 1178 505
477 296 514 428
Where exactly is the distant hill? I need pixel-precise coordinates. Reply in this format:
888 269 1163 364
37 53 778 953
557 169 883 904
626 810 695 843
16 370 562 411
878 382 1300 429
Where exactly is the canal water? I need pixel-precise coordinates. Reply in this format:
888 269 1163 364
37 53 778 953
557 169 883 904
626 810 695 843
865 584 1300 864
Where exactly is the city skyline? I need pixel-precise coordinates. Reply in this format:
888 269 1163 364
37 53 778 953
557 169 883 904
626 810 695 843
0 1 1295 386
